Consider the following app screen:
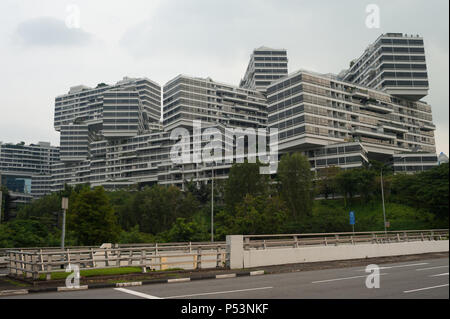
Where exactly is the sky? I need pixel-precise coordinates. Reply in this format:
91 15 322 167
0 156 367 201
0 0 448 154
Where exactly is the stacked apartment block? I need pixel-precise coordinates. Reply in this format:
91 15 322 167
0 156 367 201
1 33 439 199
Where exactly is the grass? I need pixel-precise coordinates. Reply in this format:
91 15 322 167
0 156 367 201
38 267 185 281
289 198 444 233
39 266 142 280
1 277 29 287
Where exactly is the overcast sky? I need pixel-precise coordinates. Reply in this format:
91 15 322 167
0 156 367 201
0 0 448 154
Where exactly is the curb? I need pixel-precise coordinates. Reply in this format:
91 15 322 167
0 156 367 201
0 270 265 297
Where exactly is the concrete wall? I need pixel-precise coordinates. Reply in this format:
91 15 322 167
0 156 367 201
243 241 449 268
226 236 449 269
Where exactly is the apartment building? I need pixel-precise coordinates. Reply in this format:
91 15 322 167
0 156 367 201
266 69 436 169
240 47 289 92
340 33 429 101
0 141 60 201
163 75 268 130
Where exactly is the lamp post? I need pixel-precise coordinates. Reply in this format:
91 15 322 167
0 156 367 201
61 197 69 249
0 190 2 224
211 166 214 242
380 168 387 235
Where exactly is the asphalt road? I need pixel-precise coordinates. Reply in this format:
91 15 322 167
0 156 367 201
2 257 448 299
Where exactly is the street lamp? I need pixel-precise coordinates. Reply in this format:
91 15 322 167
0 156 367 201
61 197 69 249
211 165 214 242
380 167 387 234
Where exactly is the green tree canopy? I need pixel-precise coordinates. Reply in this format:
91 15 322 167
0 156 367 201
277 152 313 220
68 186 120 245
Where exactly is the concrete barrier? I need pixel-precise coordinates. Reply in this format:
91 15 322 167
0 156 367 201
226 235 449 269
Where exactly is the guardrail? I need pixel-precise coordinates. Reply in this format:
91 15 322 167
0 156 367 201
243 229 449 250
6 242 227 280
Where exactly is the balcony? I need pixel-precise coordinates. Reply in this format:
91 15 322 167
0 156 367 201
351 127 397 140
360 101 393 114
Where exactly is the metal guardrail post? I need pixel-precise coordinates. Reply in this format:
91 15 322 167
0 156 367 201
32 254 39 280
116 248 121 267
335 235 339 246
197 247 202 270
141 250 147 273
90 248 95 268
293 236 298 248
216 247 221 268
104 249 109 267
46 255 52 280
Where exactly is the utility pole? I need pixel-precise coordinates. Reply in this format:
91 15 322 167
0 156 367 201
211 166 214 242
380 168 387 235
0 190 2 224
61 197 69 249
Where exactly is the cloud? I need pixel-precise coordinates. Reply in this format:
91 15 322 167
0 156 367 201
14 16 93 47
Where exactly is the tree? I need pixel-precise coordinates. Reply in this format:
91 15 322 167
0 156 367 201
162 218 209 242
215 195 288 238
335 169 359 207
224 161 270 211
391 163 449 220
68 186 120 245
316 166 341 199
133 185 199 234
277 153 313 220
353 168 377 202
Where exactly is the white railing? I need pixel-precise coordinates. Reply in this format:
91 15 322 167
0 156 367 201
243 229 449 250
6 242 227 280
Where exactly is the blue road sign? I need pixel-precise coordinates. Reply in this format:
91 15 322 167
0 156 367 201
349 211 355 225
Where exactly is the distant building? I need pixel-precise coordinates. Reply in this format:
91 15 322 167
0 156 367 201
340 33 429 101
240 47 289 92
0 141 59 202
438 152 449 164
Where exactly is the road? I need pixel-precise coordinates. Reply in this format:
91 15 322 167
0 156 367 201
2 257 448 299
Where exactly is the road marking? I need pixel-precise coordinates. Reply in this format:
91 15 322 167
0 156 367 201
416 265 449 271
357 263 429 271
164 286 274 299
114 287 162 299
404 284 449 294
430 273 449 277
312 273 388 284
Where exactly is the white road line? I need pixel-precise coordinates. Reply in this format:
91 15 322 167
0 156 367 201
357 262 429 271
430 273 449 277
416 265 449 271
312 273 388 284
164 286 273 299
404 284 449 294
114 287 162 299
